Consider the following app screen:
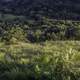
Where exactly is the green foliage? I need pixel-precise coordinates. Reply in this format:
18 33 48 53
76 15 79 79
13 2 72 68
2 27 26 44
0 41 79 80
34 30 42 42
0 19 80 42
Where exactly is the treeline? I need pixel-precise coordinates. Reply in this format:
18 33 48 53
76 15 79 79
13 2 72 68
0 18 80 43
1 0 80 20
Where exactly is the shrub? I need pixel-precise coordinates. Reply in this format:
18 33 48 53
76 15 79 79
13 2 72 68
2 27 26 44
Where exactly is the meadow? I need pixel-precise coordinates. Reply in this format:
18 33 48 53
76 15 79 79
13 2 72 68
0 41 80 80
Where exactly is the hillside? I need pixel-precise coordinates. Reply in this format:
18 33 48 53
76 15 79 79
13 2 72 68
0 0 80 20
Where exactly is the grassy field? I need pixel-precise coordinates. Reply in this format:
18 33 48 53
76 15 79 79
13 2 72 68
0 41 80 80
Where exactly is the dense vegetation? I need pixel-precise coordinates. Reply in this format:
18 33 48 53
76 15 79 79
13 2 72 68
0 18 80 42
0 19 79 80
0 41 80 80
0 0 80 80
1 0 80 20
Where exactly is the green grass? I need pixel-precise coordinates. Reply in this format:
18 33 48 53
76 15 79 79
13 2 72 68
0 41 80 80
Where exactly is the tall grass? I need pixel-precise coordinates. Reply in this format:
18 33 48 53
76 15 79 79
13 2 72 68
0 41 80 80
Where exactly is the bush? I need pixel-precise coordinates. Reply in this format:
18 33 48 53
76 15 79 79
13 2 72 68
2 27 26 44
